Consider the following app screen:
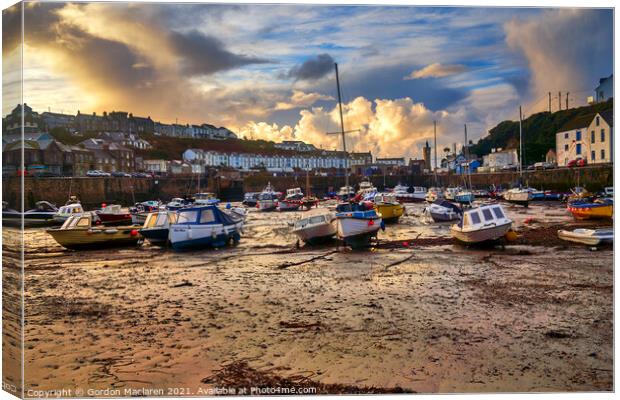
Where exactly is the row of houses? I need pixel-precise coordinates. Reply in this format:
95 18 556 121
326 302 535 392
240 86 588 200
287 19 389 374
2 104 238 140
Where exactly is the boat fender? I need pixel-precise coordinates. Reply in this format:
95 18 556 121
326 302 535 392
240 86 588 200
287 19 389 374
130 229 139 236
212 229 217 239
104 229 118 234
226 203 232 209
188 226 193 239
380 220 386 231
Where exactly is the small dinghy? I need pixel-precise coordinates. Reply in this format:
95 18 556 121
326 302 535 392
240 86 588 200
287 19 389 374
557 228 613 246
169 205 244 251
427 200 462 222
291 212 337 245
334 202 384 249
47 214 141 250
139 211 178 246
451 204 512 244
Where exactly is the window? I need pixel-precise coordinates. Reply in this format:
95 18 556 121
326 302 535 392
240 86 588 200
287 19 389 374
564 133 569 139
564 144 569 151
591 131 595 143
76 218 90 227
601 129 605 142
596 116 600 126
482 208 494 221
470 212 481 225
576 143 582 155
591 151 595 161
177 211 198 224
576 131 581 141
601 149 605 160
199 209 216 223
492 207 505 219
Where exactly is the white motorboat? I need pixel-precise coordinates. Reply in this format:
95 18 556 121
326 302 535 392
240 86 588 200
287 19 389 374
169 205 244 250
394 185 426 202
503 188 533 207
557 228 613 246
426 200 462 222
53 203 84 223
257 183 279 211
450 204 512 244
285 187 304 201
291 212 337 244
336 186 355 201
334 203 383 248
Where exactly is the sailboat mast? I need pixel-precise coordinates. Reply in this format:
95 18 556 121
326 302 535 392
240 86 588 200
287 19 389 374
335 63 349 190
433 120 438 184
519 105 523 178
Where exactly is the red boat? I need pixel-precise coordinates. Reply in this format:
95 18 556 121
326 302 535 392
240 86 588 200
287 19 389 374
96 204 133 225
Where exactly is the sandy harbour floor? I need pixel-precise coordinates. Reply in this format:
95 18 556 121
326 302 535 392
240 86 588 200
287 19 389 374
2 200 613 395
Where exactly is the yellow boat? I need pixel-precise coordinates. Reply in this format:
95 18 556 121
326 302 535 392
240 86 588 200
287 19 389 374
373 193 405 223
47 213 142 250
567 199 613 220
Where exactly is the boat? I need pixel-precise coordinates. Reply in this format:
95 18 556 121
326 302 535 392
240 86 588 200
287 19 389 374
543 190 565 201
166 197 187 211
566 186 593 203
444 187 459 201
3 201 59 227
527 188 545 200
426 199 462 222
130 200 161 224
291 212 337 245
473 189 490 198
357 179 377 198
557 228 613 246
139 211 178 246
277 199 301 212
336 186 355 201
96 204 133 225
454 189 475 204
334 202 383 248
393 185 426 202
425 187 443 203
450 204 512 244
257 183 279 211
53 203 84 223
194 192 220 206
242 192 260 207
47 213 141 250
503 188 533 207
285 187 304 201
373 193 404 223
567 198 613 220
168 205 244 251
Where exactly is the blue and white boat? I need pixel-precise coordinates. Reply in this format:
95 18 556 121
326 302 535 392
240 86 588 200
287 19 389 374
334 202 384 249
140 211 178 246
194 192 220 206
455 190 475 204
169 205 244 251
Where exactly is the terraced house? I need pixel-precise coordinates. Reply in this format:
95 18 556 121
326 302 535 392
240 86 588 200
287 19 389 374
556 110 613 166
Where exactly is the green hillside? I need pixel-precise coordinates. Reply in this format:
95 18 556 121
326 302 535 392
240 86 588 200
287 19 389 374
469 98 613 165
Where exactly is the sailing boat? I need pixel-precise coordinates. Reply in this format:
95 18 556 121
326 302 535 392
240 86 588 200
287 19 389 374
503 106 532 207
455 124 474 204
299 169 320 210
329 63 383 248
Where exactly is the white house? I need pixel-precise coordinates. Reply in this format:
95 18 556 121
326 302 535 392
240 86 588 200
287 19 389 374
556 111 613 166
143 159 168 173
483 148 518 170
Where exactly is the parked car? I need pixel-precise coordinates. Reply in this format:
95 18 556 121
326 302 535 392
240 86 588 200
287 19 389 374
32 171 61 178
501 165 518 171
534 162 555 170
567 158 587 168
111 171 131 177
87 170 111 177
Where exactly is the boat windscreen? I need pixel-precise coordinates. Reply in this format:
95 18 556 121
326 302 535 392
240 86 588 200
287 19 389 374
199 209 217 223
482 208 494 221
154 213 169 226
492 207 504 219
177 210 198 223
309 215 325 224
469 211 481 224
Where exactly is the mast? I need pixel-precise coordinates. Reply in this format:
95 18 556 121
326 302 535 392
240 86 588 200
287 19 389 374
519 105 523 179
335 63 349 190
433 120 438 185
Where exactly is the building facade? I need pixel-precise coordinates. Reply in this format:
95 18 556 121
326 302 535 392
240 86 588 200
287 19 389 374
482 148 519 170
556 111 613 166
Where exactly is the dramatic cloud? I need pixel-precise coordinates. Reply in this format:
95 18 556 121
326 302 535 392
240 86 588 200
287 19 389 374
286 53 335 81
504 9 613 107
404 63 468 80
274 90 334 110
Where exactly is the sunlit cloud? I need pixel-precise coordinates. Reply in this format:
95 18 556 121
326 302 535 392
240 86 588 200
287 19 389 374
404 63 468 80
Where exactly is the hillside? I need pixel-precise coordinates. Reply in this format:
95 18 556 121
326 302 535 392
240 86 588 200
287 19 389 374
469 98 614 165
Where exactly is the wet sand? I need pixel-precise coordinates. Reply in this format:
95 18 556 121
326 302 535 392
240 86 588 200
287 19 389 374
7 201 613 395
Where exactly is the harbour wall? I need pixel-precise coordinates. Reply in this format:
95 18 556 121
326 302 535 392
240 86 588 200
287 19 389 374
2 164 612 209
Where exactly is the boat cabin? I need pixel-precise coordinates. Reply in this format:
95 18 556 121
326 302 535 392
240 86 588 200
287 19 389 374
194 192 216 200
61 214 93 229
374 193 398 204
287 188 303 197
100 204 124 214
58 203 84 215
294 214 333 230
458 204 510 230
174 206 239 226
411 186 427 194
143 212 178 229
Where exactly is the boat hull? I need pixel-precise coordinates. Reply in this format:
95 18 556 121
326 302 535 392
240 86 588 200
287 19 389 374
395 194 425 203
451 222 512 244
139 227 170 246
169 223 241 251
257 200 277 211
47 227 141 250
335 216 382 248
558 229 613 246
374 203 404 223
430 210 459 222
98 213 133 225
292 223 337 244
278 201 301 211
455 194 475 204
567 203 613 220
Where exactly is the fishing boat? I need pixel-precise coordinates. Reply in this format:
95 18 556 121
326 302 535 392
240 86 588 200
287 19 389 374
242 192 260 207
567 198 613 220
168 205 244 251
426 199 462 222
334 202 383 248
450 204 512 244
139 211 178 246
277 199 301 212
444 187 459 201
454 190 475 204
337 186 355 201
425 187 443 203
130 200 161 224
53 203 84 223
194 192 220 206
96 204 133 225
47 214 141 250
373 193 404 223
291 212 337 245
257 183 279 211
393 185 426 202
285 187 304 201
358 179 377 197
566 186 593 203
503 188 533 207
557 228 613 246
3 201 59 227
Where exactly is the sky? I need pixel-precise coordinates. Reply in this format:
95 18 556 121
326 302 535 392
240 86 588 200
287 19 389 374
2 2 614 160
